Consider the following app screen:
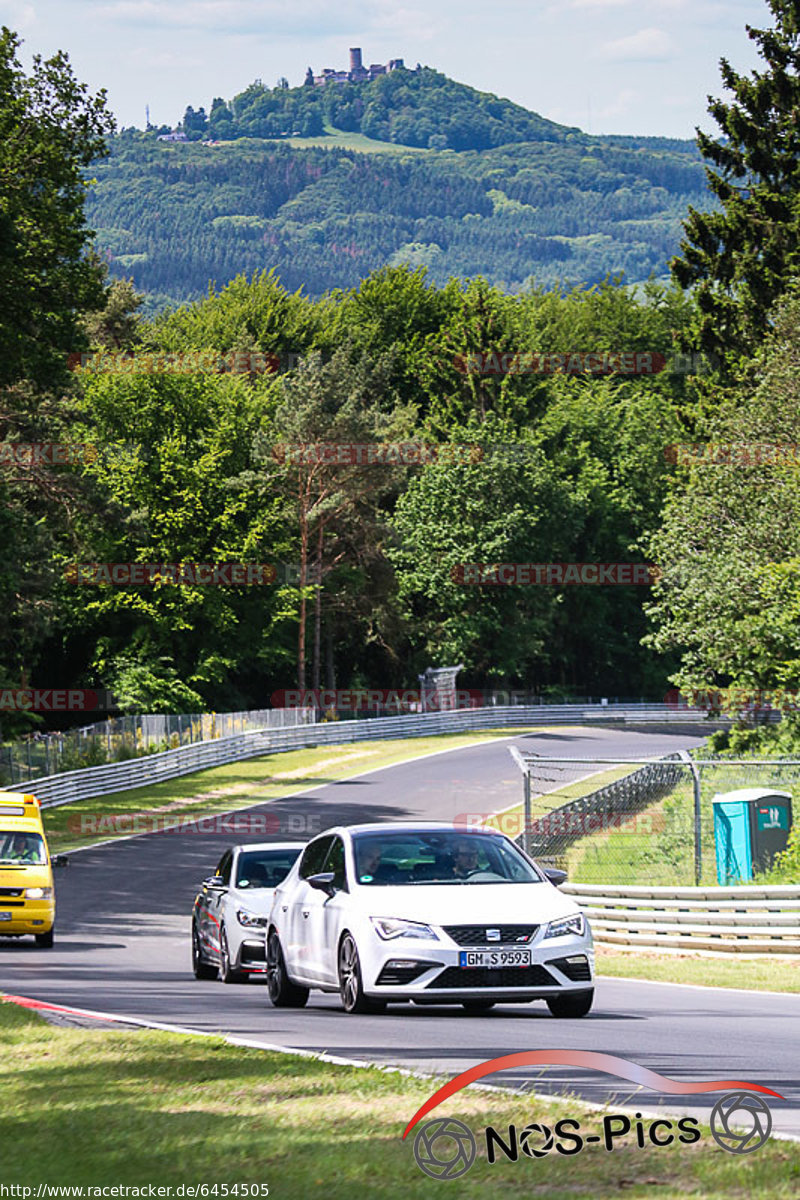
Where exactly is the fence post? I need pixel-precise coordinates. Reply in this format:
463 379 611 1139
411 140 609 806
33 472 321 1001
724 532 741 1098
523 771 532 858
679 750 702 885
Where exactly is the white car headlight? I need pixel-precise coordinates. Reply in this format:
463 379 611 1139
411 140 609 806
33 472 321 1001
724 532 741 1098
237 908 265 928
24 887 53 900
370 917 439 941
544 913 585 939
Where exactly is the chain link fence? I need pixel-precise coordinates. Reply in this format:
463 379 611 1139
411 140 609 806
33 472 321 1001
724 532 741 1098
503 754 800 886
0 707 315 789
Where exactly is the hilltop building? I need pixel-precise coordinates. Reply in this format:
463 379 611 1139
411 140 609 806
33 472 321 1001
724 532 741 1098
311 48 405 87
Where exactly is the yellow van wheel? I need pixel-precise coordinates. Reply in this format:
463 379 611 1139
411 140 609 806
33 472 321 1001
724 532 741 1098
35 929 54 948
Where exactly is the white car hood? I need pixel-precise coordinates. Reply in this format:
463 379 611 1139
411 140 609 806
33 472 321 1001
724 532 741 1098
358 881 579 926
232 887 275 914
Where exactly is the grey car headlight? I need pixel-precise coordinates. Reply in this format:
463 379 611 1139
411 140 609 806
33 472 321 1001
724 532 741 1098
544 913 585 939
370 917 439 941
237 908 265 928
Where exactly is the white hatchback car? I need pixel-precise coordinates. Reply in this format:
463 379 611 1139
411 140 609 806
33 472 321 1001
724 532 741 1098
192 841 304 982
266 823 594 1015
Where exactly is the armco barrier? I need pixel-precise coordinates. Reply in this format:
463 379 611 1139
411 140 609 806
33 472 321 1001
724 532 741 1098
2 703 709 809
563 882 800 954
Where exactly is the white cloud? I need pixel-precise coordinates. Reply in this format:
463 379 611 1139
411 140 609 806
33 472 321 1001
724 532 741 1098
374 5 442 42
558 0 688 9
597 27 675 62
94 0 364 35
3 2 37 27
127 47 205 69
569 0 635 8
597 87 637 119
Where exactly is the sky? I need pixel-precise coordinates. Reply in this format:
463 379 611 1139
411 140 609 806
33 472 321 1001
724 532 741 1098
1 0 770 139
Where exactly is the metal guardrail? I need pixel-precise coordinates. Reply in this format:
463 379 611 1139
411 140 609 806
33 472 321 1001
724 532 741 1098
563 883 800 954
1 703 710 809
0 706 316 787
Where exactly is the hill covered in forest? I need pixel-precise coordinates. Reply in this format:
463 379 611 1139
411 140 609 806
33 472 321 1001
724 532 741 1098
86 66 710 307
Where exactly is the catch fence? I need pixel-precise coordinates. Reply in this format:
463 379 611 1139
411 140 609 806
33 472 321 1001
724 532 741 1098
505 753 799 887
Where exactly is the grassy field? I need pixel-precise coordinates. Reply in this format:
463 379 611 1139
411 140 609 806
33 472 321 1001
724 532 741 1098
596 949 800 992
1 1001 797 1197
284 124 428 153
40 727 541 854
566 780 701 884
567 761 800 886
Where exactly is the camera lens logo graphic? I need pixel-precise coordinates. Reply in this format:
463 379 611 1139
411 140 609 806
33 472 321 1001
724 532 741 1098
413 1117 477 1179
520 1122 554 1157
710 1091 772 1154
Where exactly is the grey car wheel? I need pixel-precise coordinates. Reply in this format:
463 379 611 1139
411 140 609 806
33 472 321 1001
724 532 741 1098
338 933 385 1015
219 925 247 984
266 930 309 1007
192 921 218 980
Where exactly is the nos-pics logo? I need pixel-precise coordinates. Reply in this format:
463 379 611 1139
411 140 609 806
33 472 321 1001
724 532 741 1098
404 1051 781 1179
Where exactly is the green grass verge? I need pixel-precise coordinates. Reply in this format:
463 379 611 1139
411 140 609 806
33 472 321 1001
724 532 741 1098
41 728 542 854
565 782 699 884
596 949 800 993
567 761 800 886
1 1002 797 1196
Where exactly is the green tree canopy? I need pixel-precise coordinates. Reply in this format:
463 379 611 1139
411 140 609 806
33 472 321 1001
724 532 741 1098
0 26 115 391
644 290 800 707
672 0 800 363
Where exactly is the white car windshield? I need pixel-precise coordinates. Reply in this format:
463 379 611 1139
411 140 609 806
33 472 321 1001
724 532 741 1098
236 848 301 889
0 831 46 865
352 831 544 885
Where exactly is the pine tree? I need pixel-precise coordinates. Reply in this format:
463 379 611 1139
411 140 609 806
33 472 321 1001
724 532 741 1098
671 1 800 364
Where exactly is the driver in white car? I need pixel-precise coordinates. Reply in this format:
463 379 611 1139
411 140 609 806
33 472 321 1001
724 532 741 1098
359 843 400 884
451 840 480 878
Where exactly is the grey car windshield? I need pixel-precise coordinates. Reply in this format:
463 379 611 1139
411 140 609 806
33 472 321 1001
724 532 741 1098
352 831 544 885
236 849 301 888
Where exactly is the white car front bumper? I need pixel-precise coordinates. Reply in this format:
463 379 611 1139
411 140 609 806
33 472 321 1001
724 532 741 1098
359 922 595 1002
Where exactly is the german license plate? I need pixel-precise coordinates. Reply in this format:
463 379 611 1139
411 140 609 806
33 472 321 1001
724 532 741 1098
459 949 531 968
0 912 12 921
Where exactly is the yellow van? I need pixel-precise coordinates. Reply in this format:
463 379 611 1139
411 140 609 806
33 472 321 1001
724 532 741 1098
0 792 62 947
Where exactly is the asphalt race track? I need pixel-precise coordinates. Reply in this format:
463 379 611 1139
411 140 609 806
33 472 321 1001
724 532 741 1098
2 725 799 1138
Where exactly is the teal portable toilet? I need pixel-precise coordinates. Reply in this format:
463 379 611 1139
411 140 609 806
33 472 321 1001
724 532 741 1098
712 789 793 884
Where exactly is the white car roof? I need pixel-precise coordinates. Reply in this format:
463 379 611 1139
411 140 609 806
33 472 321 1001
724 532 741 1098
329 823 508 838
232 841 306 852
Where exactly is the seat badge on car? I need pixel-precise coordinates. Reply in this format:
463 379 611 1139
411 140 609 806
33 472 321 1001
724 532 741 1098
486 929 501 942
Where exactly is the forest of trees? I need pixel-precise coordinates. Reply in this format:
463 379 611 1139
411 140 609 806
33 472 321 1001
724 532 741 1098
86 131 707 306
4 0 800 767
177 67 579 150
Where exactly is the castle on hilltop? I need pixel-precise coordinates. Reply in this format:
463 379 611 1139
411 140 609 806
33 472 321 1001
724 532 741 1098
308 48 405 87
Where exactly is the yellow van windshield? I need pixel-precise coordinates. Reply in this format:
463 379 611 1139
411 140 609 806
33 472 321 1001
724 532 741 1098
0 831 46 864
